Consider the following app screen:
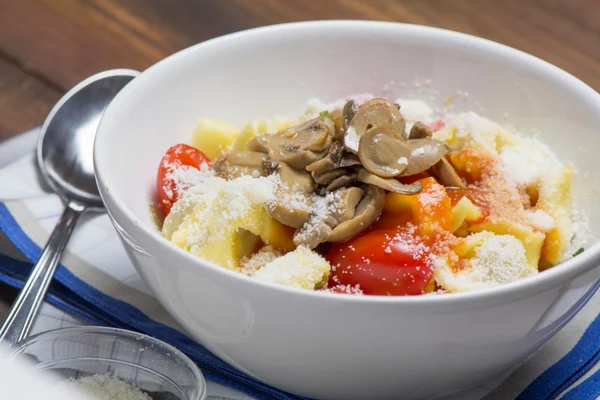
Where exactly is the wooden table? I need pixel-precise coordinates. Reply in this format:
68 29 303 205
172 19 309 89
0 0 598 315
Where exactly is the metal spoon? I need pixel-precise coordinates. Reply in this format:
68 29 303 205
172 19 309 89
0 69 139 344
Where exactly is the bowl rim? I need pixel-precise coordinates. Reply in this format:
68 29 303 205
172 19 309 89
9 326 207 400
94 20 600 307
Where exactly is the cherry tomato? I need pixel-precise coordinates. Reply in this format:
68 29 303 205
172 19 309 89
156 144 211 215
326 228 433 296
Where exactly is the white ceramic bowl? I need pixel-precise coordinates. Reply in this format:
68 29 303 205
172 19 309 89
94 21 600 400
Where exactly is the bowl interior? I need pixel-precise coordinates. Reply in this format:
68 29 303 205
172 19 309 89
95 21 600 284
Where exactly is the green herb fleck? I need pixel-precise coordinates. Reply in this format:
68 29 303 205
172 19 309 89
319 110 330 117
573 248 584 257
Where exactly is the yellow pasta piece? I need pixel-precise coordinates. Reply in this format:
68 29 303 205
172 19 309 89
536 164 574 266
469 221 544 271
232 123 257 151
192 118 240 159
435 231 535 293
260 217 296 252
256 120 269 134
451 196 482 232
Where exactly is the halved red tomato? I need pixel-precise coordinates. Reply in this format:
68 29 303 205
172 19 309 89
326 228 433 296
156 144 211 215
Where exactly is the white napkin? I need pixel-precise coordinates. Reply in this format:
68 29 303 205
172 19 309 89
0 128 599 400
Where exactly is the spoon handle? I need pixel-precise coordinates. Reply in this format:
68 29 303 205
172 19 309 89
0 201 85 345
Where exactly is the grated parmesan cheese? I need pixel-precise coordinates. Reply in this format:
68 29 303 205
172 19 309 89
166 174 276 267
165 162 214 195
240 246 282 276
344 126 359 152
394 98 433 133
526 209 555 232
253 246 331 289
499 136 561 186
434 232 537 292
56 374 151 400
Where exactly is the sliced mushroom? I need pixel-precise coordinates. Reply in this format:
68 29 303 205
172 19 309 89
265 160 314 192
345 98 406 153
247 134 272 153
267 116 334 169
328 185 385 242
214 154 265 179
262 159 279 175
266 185 312 229
279 163 314 191
294 221 333 249
312 168 347 185
267 200 311 229
325 174 357 192
218 165 261 179
339 153 361 168
358 169 422 195
399 138 452 177
358 126 411 178
342 100 358 132
409 121 433 139
213 156 228 176
430 157 466 188
306 141 343 172
329 108 345 140
227 151 268 167
330 187 364 224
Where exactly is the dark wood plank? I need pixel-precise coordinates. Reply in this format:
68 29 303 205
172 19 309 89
0 0 598 141
0 58 61 140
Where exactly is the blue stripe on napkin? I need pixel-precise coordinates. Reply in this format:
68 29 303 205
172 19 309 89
561 368 600 400
516 295 600 400
3 201 600 400
0 203 310 400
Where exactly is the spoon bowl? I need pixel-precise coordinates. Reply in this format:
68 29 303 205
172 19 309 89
38 71 138 209
0 69 139 345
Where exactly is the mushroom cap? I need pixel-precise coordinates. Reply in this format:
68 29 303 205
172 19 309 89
325 174 357 192
306 141 343 172
247 134 272 153
345 98 407 153
358 126 411 178
342 99 359 132
357 169 422 195
331 186 364 224
328 185 385 242
268 116 334 169
399 137 452 177
430 157 466 188
312 168 348 186
265 160 314 192
408 121 433 140
227 151 268 167
267 198 311 229
293 221 333 249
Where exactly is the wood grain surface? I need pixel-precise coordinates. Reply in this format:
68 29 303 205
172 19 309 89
0 0 598 139
0 0 598 332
